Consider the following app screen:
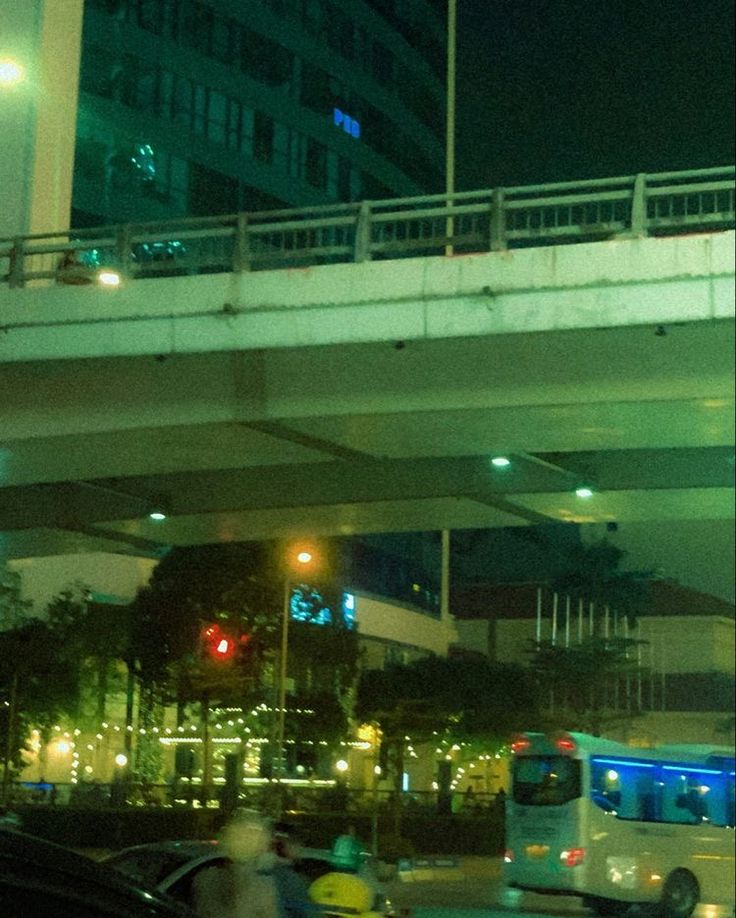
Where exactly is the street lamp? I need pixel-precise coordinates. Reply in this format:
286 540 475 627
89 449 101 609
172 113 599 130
445 0 457 255
275 545 317 781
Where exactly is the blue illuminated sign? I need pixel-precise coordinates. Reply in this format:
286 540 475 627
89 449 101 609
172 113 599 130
333 107 360 139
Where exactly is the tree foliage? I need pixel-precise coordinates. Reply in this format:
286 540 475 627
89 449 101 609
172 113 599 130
356 655 542 771
526 635 645 736
129 542 360 739
552 538 655 621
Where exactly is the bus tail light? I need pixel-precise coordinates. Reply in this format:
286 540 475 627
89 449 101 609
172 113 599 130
504 849 515 863
510 735 531 754
554 733 577 754
560 847 586 867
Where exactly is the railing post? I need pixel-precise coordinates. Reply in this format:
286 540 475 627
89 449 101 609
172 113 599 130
233 212 251 271
630 173 648 237
8 237 25 288
115 224 133 276
490 188 507 251
354 200 372 263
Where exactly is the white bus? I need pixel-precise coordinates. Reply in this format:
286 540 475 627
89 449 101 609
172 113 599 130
504 731 735 916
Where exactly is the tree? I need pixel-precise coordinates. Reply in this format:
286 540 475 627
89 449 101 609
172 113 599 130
128 542 360 785
526 635 645 736
356 656 541 832
0 618 80 801
552 538 654 622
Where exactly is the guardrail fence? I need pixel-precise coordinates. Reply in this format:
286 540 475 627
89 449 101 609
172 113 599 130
1 166 733 288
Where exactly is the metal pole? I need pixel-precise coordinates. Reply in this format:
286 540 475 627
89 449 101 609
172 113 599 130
551 592 558 645
445 0 456 255
440 530 451 622
535 586 542 643
276 578 291 782
564 595 571 648
1 670 19 806
577 597 584 644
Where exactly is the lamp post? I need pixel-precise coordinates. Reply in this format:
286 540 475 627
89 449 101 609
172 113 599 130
275 547 316 782
445 0 457 255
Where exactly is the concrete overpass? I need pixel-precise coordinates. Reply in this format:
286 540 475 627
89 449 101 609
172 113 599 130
1 168 734 559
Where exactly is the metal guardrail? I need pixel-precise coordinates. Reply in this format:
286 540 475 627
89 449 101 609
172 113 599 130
0 166 733 288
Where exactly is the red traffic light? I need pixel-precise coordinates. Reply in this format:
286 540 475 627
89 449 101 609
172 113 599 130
201 623 237 661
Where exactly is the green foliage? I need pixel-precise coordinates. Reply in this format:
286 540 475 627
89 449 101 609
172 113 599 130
526 635 645 735
356 656 541 747
0 618 81 772
130 542 360 745
552 538 654 621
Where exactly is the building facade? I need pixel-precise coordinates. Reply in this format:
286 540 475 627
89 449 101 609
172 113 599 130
452 579 736 747
73 0 447 227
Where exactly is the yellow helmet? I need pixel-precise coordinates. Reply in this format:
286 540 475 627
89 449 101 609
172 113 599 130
308 871 373 914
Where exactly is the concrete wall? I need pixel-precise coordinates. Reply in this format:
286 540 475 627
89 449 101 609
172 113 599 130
355 592 458 657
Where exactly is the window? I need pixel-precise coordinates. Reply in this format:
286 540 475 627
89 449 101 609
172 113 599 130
240 26 293 88
172 75 194 127
254 112 274 163
305 138 326 188
512 755 582 806
180 0 215 56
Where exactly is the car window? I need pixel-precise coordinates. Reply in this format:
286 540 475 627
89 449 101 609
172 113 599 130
166 859 228 907
107 850 192 888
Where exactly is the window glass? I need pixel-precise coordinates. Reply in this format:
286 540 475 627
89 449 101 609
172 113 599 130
512 755 581 806
254 112 274 163
590 757 660 820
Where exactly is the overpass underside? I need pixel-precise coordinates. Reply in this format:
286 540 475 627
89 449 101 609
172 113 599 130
0 231 734 559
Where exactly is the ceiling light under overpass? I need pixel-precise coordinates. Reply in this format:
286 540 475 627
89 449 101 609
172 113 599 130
491 456 511 468
575 485 595 499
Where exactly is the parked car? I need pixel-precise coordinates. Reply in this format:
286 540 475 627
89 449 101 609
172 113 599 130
104 839 398 915
0 826 195 917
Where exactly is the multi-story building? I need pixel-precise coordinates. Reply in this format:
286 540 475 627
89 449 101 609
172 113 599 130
73 0 447 228
452 579 736 747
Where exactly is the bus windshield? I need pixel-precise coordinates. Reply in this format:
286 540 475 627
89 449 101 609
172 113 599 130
512 754 581 806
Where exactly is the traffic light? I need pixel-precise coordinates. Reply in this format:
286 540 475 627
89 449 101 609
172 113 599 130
200 623 245 663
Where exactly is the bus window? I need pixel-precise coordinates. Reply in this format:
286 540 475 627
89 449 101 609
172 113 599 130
512 755 581 806
590 758 660 821
663 772 711 824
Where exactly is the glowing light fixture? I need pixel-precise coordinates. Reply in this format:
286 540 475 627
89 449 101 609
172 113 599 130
0 58 25 86
335 759 349 773
97 269 121 287
149 508 167 521
114 753 128 767
575 485 594 498
491 456 511 468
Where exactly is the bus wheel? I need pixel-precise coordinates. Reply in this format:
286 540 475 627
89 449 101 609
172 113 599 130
658 869 699 917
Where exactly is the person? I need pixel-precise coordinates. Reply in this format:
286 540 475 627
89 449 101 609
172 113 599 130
330 824 364 873
193 809 279 918
267 821 311 918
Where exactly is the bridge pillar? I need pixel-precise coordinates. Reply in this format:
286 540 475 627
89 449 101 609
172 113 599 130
0 0 83 239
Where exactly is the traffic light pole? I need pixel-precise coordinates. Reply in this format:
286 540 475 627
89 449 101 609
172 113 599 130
276 577 291 784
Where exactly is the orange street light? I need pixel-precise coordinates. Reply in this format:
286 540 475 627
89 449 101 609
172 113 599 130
276 544 318 783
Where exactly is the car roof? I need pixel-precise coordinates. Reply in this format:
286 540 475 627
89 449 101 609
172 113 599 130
0 827 194 916
110 840 221 859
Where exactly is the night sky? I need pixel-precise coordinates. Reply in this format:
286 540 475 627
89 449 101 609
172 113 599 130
455 0 735 190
